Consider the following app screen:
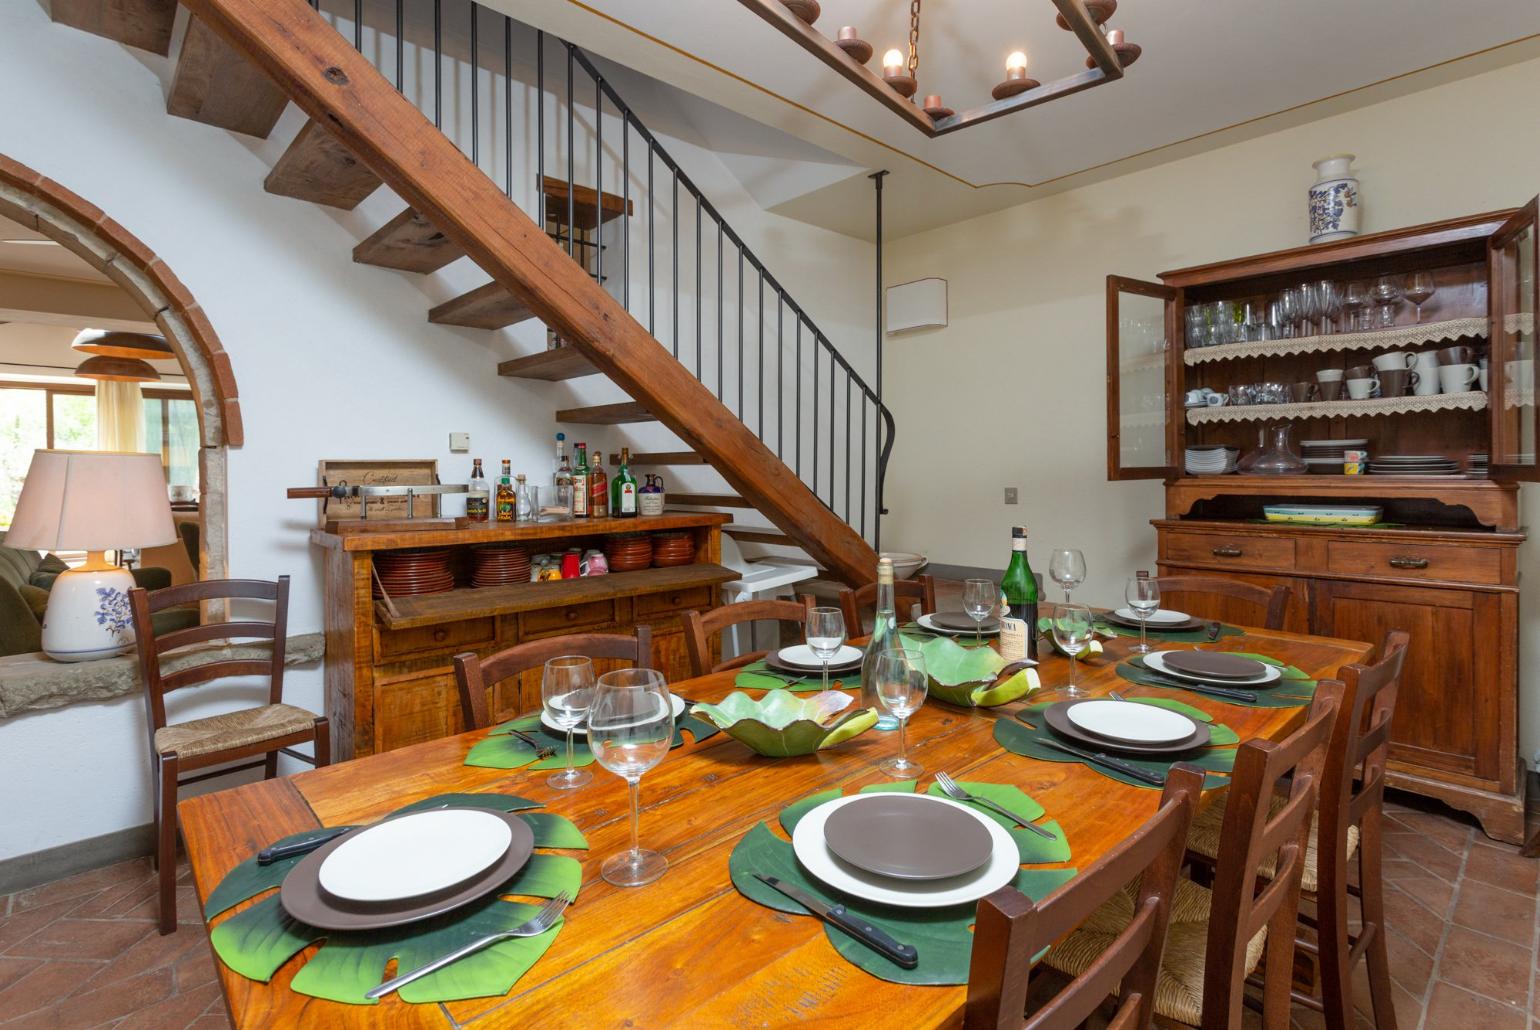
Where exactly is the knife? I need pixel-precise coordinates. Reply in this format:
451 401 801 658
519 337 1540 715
257 827 351 865
1140 673 1258 703
1038 738 1167 786
753 874 919 969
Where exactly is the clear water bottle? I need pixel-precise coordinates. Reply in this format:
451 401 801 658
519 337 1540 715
860 557 900 730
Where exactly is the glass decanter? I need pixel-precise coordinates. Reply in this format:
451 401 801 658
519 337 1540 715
1249 423 1307 475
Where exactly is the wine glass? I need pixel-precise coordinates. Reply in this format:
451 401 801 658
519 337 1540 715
588 668 674 887
1318 280 1343 334
1371 275 1402 329
1124 575 1161 654
1405 272 1436 323
1278 287 1301 339
1051 604 1095 698
873 648 928 778
542 655 595 790
1048 549 1087 603
806 607 846 691
1343 280 1369 331
1299 281 1323 336
962 579 995 643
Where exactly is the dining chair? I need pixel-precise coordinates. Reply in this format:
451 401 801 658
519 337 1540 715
964 765 1205 1030
1042 679 1344 1029
452 626 653 730
681 595 816 676
129 576 329 935
1184 630 1409 1029
837 574 937 635
1153 574 1292 631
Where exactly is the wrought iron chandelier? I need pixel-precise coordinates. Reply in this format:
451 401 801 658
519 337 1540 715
739 0 1142 137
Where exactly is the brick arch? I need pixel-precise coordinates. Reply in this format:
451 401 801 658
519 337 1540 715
0 152 236 579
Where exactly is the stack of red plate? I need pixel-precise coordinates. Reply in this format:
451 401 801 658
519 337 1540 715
651 531 694 568
604 534 653 572
470 544 531 588
373 548 455 597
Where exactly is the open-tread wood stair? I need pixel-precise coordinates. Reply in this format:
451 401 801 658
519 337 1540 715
52 0 893 586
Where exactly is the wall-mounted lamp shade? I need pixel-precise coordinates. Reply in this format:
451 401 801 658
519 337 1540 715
74 354 161 382
71 329 174 361
886 278 949 334
7 450 177 552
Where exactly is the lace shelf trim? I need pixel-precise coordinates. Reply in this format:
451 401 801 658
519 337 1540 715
1186 390 1489 425
1183 317 1489 366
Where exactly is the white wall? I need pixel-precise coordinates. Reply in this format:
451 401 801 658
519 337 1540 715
881 56 1540 759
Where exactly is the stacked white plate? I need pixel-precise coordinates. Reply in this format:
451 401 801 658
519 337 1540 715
1367 454 1460 476
1468 453 1490 478
1184 446 1238 475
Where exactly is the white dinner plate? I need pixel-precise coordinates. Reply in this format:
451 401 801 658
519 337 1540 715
1113 607 1191 626
542 693 685 733
776 643 863 668
792 794 1019 909
1144 650 1281 687
318 809 513 903
916 612 1000 636
1065 699 1198 745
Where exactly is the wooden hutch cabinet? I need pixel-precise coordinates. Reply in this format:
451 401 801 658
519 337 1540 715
316 512 733 760
1106 200 1538 842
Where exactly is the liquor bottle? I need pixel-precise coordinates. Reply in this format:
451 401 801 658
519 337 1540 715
999 525 1039 661
589 453 610 519
515 473 533 521
552 432 567 490
859 557 901 730
495 459 515 522
572 443 590 518
612 448 638 518
638 473 666 516
465 458 489 523
554 441 573 517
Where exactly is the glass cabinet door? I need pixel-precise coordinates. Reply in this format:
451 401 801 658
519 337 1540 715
1106 275 1179 480
1489 197 1538 481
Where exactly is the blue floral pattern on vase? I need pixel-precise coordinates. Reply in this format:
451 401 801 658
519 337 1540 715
1309 181 1357 242
95 586 134 643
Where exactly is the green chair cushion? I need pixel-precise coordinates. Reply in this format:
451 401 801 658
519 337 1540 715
0 578 43 657
17 583 49 621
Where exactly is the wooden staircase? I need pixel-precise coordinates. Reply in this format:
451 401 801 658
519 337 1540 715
49 0 888 586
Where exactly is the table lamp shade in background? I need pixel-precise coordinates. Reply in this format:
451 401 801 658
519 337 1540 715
8 450 177 661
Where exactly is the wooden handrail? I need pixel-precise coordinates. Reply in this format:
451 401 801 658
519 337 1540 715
181 0 877 585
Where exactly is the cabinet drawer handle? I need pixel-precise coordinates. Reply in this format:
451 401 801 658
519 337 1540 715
1211 546 1243 558
1388 556 1430 570
431 628 448 643
669 594 683 605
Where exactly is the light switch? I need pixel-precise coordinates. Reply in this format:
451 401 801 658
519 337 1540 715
449 432 471 452
1004 487 1018 505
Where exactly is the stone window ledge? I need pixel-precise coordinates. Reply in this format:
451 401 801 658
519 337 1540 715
0 633 325 719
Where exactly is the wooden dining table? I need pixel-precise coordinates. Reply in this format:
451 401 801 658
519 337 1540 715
180 622 1372 1028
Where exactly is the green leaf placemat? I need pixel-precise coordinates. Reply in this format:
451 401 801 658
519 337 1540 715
730 780 1075 985
995 700 1238 790
205 792 587 1005
1114 652 1316 709
733 659 860 692
465 709 721 770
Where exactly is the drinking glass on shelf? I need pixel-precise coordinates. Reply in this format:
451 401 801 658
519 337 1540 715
589 668 674 887
1318 280 1343 334
1278 287 1302 338
806 607 847 691
1048 549 1087 602
1051 604 1095 698
1405 272 1436 323
1185 307 1206 348
874 648 928 778
1371 275 1402 329
1299 281 1323 336
1124 575 1161 654
542 655 595 790
961 578 996 643
1343 280 1369 331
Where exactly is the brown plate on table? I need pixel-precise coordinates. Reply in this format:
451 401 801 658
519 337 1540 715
1041 701 1210 755
1100 612 1205 633
764 654 862 678
822 794 994 881
928 611 995 632
1159 650 1267 681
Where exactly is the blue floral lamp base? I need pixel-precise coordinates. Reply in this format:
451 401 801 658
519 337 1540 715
40 552 137 662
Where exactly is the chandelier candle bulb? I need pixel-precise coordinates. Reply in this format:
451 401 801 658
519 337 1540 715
834 25 872 64
992 51 1039 100
881 48 917 97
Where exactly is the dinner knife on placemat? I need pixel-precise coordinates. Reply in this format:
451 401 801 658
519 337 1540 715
1038 738 1167 786
256 827 351 865
753 874 919 969
1138 672 1259 703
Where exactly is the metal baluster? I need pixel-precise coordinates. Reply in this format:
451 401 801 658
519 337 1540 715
433 0 441 129
647 143 654 334
470 5 478 167
354 0 361 49
536 31 545 225
504 17 512 198
566 46 575 259
812 335 818 495
695 196 702 379
395 0 403 91
622 118 630 311
672 172 679 357
860 395 867 539
757 270 765 436
737 250 744 417
595 74 603 288
828 349 835 506
776 293 784 456
716 222 723 399
795 317 801 477
845 376 851 520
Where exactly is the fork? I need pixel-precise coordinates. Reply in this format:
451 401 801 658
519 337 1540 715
505 727 556 761
934 772 1057 841
364 893 572 1000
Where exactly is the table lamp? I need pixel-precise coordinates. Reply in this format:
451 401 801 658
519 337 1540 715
7 450 177 662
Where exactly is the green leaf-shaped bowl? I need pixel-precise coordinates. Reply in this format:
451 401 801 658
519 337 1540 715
897 633 1036 707
691 690 879 757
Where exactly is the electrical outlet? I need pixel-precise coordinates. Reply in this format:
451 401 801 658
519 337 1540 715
449 432 470 453
1004 487 1018 505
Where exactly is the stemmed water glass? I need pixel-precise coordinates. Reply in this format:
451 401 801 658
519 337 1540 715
806 607 846 690
1343 281 1369 331
542 655 595 790
873 648 928 778
962 579 996 643
1278 287 1302 339
1405 272 1436 323
1124 575 1161 654
1299 281 1323 336
1051 604 1095 698
1048 549 1086 602
588 668 674 887
1371 275 1402 328
1318 280 1343 334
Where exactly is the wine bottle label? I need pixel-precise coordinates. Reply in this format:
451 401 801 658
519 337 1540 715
466 496 488 521
999 616 1028 661
620 484 637 513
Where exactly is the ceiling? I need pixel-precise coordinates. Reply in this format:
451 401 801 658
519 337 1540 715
0 214 115 283
496 0 1540 237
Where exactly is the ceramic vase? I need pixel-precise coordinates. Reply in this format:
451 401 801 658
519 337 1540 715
1308 154 1359 244
41 557 137 662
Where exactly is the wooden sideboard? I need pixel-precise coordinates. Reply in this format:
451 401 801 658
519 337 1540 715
314 512 734 759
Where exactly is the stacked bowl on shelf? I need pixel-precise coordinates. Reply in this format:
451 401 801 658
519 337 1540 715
1300 438 1368 475
373 548 455 598
603 534 654 572
1184 445 1239 475
651 531 695 567
470 544 531 588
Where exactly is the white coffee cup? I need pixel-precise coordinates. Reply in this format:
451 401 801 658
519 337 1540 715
1410 352 1441 396
1372 351 1417 372
1438 364 1480 393
1479 367 1489 391
1316 368 1344 383
1345 377 1380 400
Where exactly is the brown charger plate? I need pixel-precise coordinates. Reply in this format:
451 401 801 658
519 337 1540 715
822 794 994 881
929 611 997 631
279 809 535 931
1159 650 1268 681
765 653 862 677
1101 612 1204 633
1042 701 1210 755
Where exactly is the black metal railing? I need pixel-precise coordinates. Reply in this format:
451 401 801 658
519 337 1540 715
314 0 893 549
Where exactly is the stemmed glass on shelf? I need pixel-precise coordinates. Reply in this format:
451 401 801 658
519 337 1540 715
1371 275 1402 329
1048 549 1087 603
542 655 595 790
1051 604 1095 698
874 648 928 778
1124 575 1161 655
588 668 674 887
806 607 847 691
1318 280 1343 334
1343 281 1369 331
1299 281 1323 336
962 579 996 644
1405 272 1437 324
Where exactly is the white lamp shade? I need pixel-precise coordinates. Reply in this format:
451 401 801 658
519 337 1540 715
886 277 948 334
8 449 176 552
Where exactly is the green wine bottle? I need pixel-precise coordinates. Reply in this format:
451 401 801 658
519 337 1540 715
999 525 1039 661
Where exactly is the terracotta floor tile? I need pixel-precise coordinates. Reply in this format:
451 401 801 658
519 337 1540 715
1380 832 1464 880
187 1012 233 1030
1424 980 1529 1028
115 981 223 1030
0 899 84 954
1383 925 1435 995
65 870 157 919
111 884 204 924
175 942 219 991
0 957 40 995
1452 878 1538 945
81 920 204 989
1463 844 1540 895
6 858 151 916
1437 927 1533 1008
0 959 104 1022
1381 868 1456 915
2 968 174 1030
3 916 152 961
1381 883 1449 955
1384 809 1474 852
